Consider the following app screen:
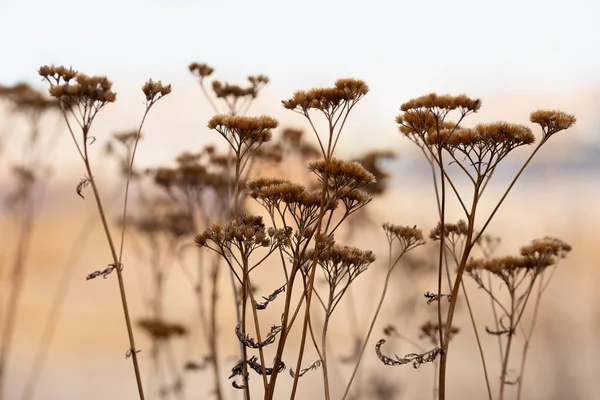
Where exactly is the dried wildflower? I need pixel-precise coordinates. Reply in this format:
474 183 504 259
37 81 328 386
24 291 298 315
426 122 535 160
282 78 368 113
520 237 571 267
308 158 376 190
188 62 214 78
195 214 290 257
383 223 425 251
41 67 117 105
137 318 187 340
141 79 172 103
429 220 468 241
247 177 305 208
530 109 576 138
336 187 372 212
400 93 481 114
208 115 278 150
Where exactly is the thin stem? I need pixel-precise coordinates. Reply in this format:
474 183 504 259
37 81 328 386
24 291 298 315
499 292 516 400
460 281 493 399
82 149 145 399
340 247 406 400
516 277 545 400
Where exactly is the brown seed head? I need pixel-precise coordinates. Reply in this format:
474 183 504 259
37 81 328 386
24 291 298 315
383 223 425 249
529 109 576 137
188 62 215 78
307 158 376 189
142 79 172 102
208 115 278 145
283 78 368 112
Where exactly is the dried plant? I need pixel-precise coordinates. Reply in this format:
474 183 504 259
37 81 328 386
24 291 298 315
2 61 583 400
395 92 576 399
466 237 571 399
39 64 171 400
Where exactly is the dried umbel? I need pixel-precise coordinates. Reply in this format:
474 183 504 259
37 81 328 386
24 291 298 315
399 93 482 115
307 158 376 190
282 78 369 113
188 62 215 79
429 220 468 241
40 66 117 105
141 79 171 103
319 245 376 278
383 223 426 251
427 122 535 155
195 214 291 254
309 245 376 313
396 93 481 147
530 109 576 139
520 237 571 266
208 115 278 150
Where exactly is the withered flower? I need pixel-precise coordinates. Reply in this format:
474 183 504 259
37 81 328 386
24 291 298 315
188 62 215 78
282 78 368 113
141 79 172 103
383 223 426 251
307 158 376 190
429 220 469 241
208 115 278 150
530 109 576 138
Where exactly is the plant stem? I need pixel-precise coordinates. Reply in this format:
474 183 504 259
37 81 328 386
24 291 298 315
84 158 145 400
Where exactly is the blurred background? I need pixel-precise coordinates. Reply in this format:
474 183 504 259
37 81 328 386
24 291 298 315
1 0 599 399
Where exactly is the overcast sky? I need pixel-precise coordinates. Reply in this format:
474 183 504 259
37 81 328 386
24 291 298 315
2 0 599 92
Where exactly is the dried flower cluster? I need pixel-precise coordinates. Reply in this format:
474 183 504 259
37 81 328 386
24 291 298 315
282 78 369 113
39 65 116 105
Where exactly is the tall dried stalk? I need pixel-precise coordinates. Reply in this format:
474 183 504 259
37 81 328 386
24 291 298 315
39 65 172 400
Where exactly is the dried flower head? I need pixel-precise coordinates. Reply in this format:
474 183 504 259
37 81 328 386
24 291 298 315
383 223 426 251
282 78 368 113
307 158 376 190
195 214 282 253
400 93 481 114
188 62 215 78
530 109 576 138
208 115 278 149
429 220 468 241
141 79 172 103
520 237 571 267
40 66 117 105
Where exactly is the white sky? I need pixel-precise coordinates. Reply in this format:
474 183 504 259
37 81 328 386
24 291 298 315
1 0 599 92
